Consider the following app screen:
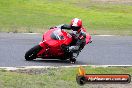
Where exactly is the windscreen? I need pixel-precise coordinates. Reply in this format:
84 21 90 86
50 29 64 40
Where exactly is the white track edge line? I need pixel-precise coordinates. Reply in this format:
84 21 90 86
22 33 116 36
94 35 115 36
0 65 132 71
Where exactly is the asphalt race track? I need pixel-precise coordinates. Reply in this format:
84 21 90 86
0 33 132 67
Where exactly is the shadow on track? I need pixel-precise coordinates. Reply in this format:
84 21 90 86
25 59 87 65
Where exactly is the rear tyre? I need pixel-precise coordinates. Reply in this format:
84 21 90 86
25 45 42 61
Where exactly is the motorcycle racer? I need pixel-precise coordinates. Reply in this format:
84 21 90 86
50 18 91 63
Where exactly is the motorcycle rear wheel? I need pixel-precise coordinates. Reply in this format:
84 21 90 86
25 45 42 61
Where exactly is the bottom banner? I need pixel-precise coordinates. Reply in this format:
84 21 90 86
76 66 131 85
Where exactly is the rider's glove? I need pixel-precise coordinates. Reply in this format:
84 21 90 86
56 24 64 29
50 26 56 29
50 24 63 30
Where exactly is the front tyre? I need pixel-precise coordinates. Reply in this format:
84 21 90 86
25 45 42 61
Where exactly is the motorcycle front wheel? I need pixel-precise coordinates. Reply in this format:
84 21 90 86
25 45 42 61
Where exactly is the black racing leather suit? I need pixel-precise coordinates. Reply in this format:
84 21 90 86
56 24 86 53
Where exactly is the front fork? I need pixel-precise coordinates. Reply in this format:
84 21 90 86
37 41 47 56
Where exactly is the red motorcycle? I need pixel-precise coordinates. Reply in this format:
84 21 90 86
25 28 91 63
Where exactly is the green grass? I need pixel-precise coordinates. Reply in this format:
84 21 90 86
0 0 132 35
0 66 132 88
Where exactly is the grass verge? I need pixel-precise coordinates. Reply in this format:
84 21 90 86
0 0 132 35
0 66 132 88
